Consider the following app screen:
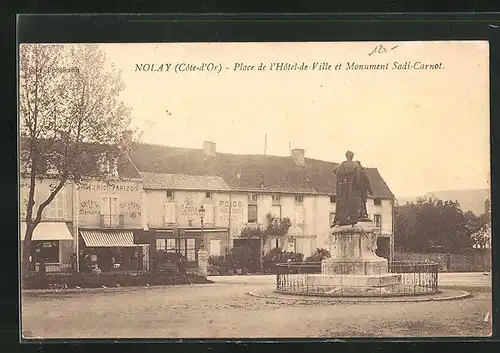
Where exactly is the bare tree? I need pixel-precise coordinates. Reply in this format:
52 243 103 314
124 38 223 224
19 43 131 273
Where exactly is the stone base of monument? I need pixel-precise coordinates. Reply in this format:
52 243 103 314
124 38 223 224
313 220 402 295
306 273 402 288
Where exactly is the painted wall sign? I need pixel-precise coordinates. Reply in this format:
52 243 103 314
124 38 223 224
79 200 100 215
219 200 244 223
219 200 243 214
120 201 141 219
180 196 198 218
79 182 139 192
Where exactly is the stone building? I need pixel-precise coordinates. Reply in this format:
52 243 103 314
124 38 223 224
125 140 396 266
20 135 395 272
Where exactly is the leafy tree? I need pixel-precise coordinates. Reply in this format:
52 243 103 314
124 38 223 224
468 212 490 249
241 213 292 270
19 44 131 273
305 248 331 262
394 196 483 253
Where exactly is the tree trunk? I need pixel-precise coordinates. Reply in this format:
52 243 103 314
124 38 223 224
259 236 264 272
21 224 35 276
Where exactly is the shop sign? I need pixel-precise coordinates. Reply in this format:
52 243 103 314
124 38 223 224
80 182 139 192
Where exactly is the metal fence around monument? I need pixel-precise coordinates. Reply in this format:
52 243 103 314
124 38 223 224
275 261 439 297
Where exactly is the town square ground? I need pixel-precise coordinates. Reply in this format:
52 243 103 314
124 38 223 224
21 273 491 339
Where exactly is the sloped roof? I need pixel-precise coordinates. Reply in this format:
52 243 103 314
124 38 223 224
128 143 395 198
19 137 141 180
140 172 230 191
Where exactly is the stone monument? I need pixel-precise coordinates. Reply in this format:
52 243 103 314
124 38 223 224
310 151 401 293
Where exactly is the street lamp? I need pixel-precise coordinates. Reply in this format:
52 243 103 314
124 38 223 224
198 205 205 249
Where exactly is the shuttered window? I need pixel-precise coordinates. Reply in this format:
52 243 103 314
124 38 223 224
44 189 66 219
209 239 221 256
294 206 305 225
270 205 281 219
204 204 215 224
164 202 176 224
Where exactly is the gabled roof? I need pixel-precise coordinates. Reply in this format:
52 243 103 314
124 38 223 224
140 172 230 191
128 143 395 198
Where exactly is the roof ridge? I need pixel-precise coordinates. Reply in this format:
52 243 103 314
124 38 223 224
135 141 346 165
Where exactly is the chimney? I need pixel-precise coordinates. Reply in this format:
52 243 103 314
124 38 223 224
203 141 216 157
291 148 305 166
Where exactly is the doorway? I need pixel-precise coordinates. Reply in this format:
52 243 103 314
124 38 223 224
233 238 261 272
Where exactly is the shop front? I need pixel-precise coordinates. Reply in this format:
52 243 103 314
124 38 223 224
151 228 229 272
20 222 75 273
79 229 149 273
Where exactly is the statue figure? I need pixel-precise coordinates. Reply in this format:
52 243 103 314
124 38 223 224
333 151 373 226
356 161 373 220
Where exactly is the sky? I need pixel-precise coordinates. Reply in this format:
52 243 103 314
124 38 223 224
99 41 490 198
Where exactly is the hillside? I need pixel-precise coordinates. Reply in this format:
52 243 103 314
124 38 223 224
397 189 490 215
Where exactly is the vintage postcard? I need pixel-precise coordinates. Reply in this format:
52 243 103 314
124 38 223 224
19 41 491 339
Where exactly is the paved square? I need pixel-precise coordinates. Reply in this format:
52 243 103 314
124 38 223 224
21 273 492 339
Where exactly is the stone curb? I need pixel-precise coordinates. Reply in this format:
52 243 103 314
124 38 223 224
22 282 213 295
246 290 472 303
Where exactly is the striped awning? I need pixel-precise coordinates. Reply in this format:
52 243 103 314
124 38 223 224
80 230 135 247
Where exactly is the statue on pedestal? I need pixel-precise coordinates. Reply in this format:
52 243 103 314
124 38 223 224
332 151 373 226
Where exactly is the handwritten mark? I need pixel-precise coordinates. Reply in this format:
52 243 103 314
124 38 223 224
369 44 399 56
489 24 499 28
165 109 172 115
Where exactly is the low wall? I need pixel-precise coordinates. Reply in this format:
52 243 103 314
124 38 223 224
394 250 490 272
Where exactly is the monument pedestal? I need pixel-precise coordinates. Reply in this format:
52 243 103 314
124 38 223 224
316 221 401 293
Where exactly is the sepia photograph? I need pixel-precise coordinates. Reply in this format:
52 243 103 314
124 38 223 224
18 40 491 339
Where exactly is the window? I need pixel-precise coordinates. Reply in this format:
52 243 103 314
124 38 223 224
180 238 196 261
205 191 212 199
294 195 304 204
157 238 177 252
272 195 281 202
164 202 176 224
248 205 258 223
374 198 382 206
101 196 118 227
166 238 176 252
374 214 382 228
330 195 336 204
270 205 281 219
110 159 118 177
248 194 258 202
166 190 175 199
209 239 221 256
44 189 66 219
35 240 59 263
294 206 305 225
204 204 215 223
275 238 279 248
156 238 166 251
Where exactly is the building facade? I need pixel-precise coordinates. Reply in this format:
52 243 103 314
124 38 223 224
20 137 396 272
140 172 232 266
76 177 146 272
20 178 76 272
126 140 396 264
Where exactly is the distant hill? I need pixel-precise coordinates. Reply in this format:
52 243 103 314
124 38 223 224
397 189 490 215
